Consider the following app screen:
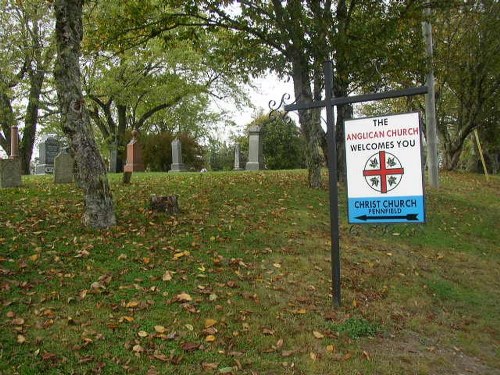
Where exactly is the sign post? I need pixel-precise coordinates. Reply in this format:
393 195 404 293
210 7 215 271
345 113 426 224
284 61 428 308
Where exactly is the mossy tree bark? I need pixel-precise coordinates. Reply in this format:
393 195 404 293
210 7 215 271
53 0 116 228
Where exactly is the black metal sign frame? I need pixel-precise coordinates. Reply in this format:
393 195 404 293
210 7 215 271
283 61 428 307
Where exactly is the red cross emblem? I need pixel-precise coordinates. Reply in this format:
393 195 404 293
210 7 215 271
363 151 404 193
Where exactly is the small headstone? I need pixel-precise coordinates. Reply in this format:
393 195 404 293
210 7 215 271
0 158 21 188
36 136 60 174
124 130 145 172
109 142 118 173
54 149 74 184
245 126 264 171
169 139 186 172
234 143 243 171
150 195 180 215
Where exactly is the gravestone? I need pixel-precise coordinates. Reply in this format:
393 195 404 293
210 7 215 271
234 143 243 171
245 126 264 171
36 136 60 174
54 149 74 184
169 139 186 172
109 142 118 173
0 159 22 188
9 125 19 159
124 130 144 172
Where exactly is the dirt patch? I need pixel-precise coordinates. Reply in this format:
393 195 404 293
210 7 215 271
365 331 499 375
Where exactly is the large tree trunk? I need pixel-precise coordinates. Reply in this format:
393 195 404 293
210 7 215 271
53 0 116 228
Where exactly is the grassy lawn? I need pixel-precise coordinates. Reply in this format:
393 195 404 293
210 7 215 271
0 170 498 374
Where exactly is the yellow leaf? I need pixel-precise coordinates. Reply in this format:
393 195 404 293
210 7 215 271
126 301 140 308
310 352 317 361
29 254 40 262
173 251 190 260
185 324 194 331
326 345 335 353
154 325 167 333
143 257 150 264
204 319 217 328
132 344 144 353
292 308 307 314
137 330 148 337
205 335 216 342
162 271 173 281
120 316 134 323
17 335 26 344
313 331 324 339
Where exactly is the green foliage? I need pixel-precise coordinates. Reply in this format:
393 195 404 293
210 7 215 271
205 141 235 171
249 113 306 170
329 318 380 339
139 131 205 171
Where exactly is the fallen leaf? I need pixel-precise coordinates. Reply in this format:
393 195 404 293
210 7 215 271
29 254 40 262
174 293 192 303
11 318 25 326
6 311 16 318
281 350 295 357
153 353 169 362
276 338 284 349
205 335 216 342
313 331 324 339
181 342 200 352
362 350 371 360
138 331 149 338
162 271 173 281
185 324 194 331
126 301 140 308
205 319 217 328
173 251 190 260
201 362 218 371
262 328 274 336
326 344 335 353
310 352 317 361
17 335 26 344
154 325 167 333
132 344 144 353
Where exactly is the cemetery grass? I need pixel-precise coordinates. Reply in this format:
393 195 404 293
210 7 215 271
0 170 499 375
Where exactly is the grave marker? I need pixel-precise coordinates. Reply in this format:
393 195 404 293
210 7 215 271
169 139 186 172
54 149 74 184
36 136 60 174
124 130 144 172
245 126 264 171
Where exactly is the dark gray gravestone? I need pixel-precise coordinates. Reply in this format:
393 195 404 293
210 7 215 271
0 159 22 188
36 136 60 174
109 143 118 173
54 150 74 184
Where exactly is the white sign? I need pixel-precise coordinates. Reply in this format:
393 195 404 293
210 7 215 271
344 112 425 223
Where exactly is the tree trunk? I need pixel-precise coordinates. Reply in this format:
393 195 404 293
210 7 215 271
20 68 45 174
291 59 323 189
53 0 116 228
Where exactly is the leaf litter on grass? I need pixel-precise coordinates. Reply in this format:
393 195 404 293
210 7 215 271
0 171 498 374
